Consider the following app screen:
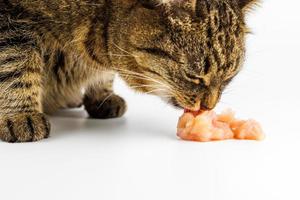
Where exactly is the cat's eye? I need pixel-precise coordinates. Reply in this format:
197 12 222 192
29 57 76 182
185 74 207 86
191 79 201 85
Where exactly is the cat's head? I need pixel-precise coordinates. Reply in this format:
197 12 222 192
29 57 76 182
111 0 257 111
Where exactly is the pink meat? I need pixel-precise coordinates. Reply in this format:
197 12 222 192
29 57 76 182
177 109 265 142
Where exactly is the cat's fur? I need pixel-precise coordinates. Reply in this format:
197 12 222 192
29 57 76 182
0 0 257 142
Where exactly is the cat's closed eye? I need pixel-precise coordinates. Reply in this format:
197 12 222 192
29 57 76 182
183 72 209 86
136 47 180 63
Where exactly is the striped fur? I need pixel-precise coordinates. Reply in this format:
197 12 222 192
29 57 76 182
0 0 257 142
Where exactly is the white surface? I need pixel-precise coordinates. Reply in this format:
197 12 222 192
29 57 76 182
1 1 299 200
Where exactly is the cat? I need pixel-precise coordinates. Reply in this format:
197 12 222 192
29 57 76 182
0 0 257 143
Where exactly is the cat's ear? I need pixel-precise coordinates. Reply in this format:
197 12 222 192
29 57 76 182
237 0 259 11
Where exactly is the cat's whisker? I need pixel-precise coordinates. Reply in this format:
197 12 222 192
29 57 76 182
116 68 172 90
132 81 170 92
96 93 114 110
112 66 177 96
154 92 173 99
130 84 166 89
112 69 176 96
128 82 171 95
112 42 135 57
118 73 165 86
129 84 173 96
118 72 170 89
144 88 169 95
108 53 135 57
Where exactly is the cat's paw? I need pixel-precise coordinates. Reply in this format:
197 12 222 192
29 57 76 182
0 113 51 143
84 93 127 119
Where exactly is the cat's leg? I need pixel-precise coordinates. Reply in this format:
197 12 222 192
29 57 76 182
0 45 50 143
83 72 127 119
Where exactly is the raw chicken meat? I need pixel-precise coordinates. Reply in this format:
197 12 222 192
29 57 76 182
177 109 265 142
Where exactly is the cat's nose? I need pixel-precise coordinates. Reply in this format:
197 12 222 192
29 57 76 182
201 90 220 110
201 103 214 111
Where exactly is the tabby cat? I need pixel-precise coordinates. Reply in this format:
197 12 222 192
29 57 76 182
0 0 257 143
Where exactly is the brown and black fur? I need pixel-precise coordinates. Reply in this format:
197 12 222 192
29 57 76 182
0 0 257 142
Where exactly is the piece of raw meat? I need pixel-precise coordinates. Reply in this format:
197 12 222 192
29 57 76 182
177 109 265 142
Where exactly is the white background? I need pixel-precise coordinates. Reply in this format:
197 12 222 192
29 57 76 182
0 1 299 200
